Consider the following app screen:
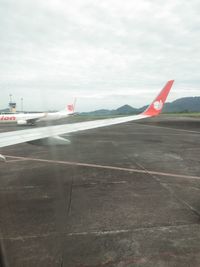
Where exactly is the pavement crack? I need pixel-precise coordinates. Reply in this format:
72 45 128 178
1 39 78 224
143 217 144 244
136 162 200 220
161 182 200 219
112 141 200 221
67 176 73 215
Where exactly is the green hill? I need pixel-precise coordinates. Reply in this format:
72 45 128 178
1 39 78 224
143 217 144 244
81 97 200 115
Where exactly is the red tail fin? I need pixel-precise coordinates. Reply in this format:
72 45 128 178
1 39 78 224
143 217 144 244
142 80 174 116
67 104 74 112
66 98 77 113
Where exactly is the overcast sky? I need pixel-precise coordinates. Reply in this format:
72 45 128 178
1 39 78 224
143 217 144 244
1 0 200 111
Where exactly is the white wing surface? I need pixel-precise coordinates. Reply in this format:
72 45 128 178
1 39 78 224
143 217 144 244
0 80 174 149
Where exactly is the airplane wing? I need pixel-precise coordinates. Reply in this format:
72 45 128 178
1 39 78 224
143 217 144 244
0 80 174 152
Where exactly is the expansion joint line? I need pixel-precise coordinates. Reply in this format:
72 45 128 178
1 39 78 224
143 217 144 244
136 161 200 219
67 175 73 215
112 142 200 220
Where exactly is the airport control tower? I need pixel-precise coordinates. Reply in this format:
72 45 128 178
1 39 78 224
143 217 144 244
9 94 16 113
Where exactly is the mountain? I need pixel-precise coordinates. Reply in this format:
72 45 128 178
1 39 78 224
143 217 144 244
115 104 138 114
163 97 200 113
81 97 200 116
81 105 138 116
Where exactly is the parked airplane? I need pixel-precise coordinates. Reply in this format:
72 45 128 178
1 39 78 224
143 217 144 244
0 80 174 161
0 103 75 125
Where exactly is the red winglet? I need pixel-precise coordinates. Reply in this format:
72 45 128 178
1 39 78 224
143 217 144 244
142 80 174 116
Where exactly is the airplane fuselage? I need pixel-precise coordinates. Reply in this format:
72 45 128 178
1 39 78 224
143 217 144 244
0 115 17 122
0 112 71 125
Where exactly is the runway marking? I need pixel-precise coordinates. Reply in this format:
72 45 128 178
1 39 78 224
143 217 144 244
6 159 28 163
1 223 199 240
67 223 198 236
135 122 200 134
4 155 200 181
129 132 200 136
68 229 130 236
0 185 37 191
74 181 127 186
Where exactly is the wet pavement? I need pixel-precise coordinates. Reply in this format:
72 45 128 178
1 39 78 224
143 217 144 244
0 115 200 266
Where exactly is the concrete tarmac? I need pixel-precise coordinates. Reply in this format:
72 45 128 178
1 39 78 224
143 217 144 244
0 115 200 266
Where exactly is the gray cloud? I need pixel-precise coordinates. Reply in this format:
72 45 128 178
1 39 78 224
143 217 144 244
0 0 200 111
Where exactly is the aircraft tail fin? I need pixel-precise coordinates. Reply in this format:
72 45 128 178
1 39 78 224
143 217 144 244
66 98 76 114
58 99 76 114
142 80 174 116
